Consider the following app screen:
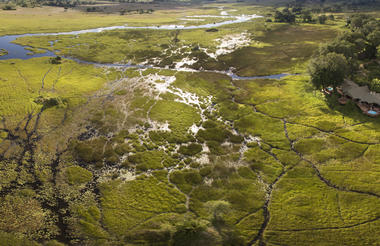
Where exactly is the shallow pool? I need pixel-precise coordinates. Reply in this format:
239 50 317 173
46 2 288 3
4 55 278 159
367 110 378 115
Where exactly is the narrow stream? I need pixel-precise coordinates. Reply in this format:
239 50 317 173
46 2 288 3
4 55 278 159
0 12 297 80
0 12 261 60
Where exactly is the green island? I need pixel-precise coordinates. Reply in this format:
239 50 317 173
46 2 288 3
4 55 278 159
0 48 7 56
0 0 379 245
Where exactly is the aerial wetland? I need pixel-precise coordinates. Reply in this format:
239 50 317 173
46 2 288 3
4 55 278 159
0 0 379 245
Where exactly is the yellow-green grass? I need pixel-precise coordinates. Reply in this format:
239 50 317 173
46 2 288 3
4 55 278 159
149 100 201 141
0 5 225 36
1 5 380 246
266 162 380 246
217 24 339 76
12 19 267 65
0 57 109 126
11 14 269 66
0 48 8 56
99 176 187 237
13 22 339 77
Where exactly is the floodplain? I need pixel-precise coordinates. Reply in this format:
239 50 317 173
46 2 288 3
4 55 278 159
0 1 379 246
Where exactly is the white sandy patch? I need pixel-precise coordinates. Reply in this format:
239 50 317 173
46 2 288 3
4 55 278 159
189 123 204 135
200 47 217 60
239 144 249 156
245 135 261 144
204 177 214 186
118 170 137 181
221 141 232 147
170 45 191 55
175 57 198 70
148 120 171 132
196 154 210 164
139 73 214 135
215 32 251 56
202 32 252 59
96 167 136 183
150 57 162 65
202 143 210 153
140 73 176 98
238 135 261 159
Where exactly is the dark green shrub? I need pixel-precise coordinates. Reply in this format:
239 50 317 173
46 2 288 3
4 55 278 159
50 56 62 64
206 141 226 155
200 166 212 177
2 4 16 10
197 128 229 143
178 143 202 156
114 143 132 156
72 139 105 163
202 120 217 129
230 134 244 144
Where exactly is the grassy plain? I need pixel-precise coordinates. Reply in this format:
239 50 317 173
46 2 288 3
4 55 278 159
0 5 221 36
0 3 379 246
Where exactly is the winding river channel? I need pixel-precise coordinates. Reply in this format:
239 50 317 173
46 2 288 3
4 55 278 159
0 12 295 80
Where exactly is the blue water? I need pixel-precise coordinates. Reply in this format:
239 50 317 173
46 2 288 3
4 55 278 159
0 14 261 61
229 73 298 80
0 34 56 60
367 110 378 115
0 13 294 80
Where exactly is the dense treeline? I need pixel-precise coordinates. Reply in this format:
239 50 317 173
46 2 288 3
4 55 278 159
308 14 380 91
0 0 79 8
0 0 155 8
272 7 333 24
1 0 380 9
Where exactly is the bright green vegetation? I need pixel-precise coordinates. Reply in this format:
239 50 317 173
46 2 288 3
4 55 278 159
13 20 337 76
0 48 7 56
65 165 93 185
0 2 379 246
150 100 201 140
0 57 109 126
0 5 221 36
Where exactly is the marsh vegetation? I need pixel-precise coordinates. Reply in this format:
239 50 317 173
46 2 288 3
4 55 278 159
0 1 379 246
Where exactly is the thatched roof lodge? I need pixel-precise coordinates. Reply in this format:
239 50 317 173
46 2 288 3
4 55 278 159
342 80 380 106
340 80 380 117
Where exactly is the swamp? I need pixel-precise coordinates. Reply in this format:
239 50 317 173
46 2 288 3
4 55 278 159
0 0 379 245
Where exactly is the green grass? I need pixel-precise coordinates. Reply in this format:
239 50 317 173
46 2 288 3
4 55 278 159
65 165 93 185
217 24 338 76
99 176 186 237
0 57 108 125
0 5 221 36
0 48 8 56
266 163 380 245
0 4 379 246
149 100 201 142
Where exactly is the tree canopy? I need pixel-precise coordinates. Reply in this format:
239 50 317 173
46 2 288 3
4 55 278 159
308 52 348 90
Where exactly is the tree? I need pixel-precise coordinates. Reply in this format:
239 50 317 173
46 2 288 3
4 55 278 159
308 52 349 90
205 200 230 227
274 9 296 23
370 78 380 92
318 40 356 59
301 10 313 23
172 218 220 246
368 30 380 47
318 14 327 24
